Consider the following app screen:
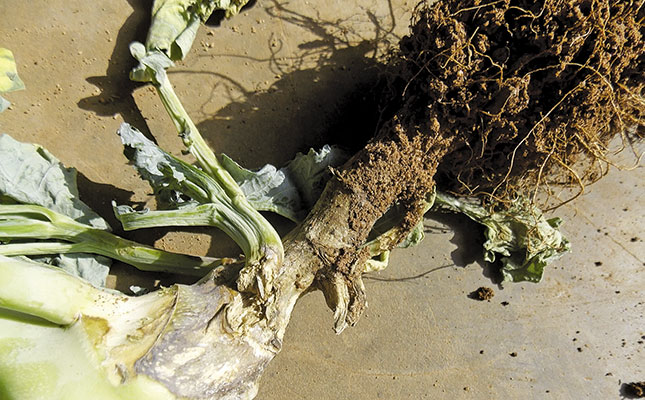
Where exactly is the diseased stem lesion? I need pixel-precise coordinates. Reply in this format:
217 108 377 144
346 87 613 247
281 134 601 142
264 120 454 333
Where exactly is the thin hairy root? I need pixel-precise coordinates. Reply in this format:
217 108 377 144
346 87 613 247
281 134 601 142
384 0 643 209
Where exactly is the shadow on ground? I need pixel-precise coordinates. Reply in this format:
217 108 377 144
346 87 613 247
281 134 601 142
77 0 153 138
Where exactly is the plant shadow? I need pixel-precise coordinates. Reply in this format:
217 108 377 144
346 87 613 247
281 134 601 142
182 1 404 257
76 172 137 233
619 382 645 399
188 0 402 169
77 0 153 138
424 211 503 284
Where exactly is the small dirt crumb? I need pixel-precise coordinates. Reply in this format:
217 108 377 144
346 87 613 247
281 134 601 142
594 261 603 266
624 382 645 398
470 287 494 301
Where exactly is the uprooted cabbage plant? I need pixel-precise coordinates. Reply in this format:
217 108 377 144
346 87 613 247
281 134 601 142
0 0 642 399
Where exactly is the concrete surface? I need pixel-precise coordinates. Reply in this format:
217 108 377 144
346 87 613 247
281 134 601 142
1 1 643 399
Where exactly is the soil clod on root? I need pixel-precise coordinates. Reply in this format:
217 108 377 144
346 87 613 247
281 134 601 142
386 0 644 207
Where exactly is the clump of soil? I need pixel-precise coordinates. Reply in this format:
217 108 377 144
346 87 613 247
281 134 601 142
385 0 644 206
470 286 495 301
625 381 645 398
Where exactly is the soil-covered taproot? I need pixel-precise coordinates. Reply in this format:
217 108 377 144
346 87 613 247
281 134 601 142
304 0 643 328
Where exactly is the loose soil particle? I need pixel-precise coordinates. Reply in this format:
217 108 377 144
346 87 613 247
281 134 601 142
471 286 495 301
625 382 645 398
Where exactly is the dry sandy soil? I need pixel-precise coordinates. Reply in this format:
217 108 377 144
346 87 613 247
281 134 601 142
1 1 643 398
